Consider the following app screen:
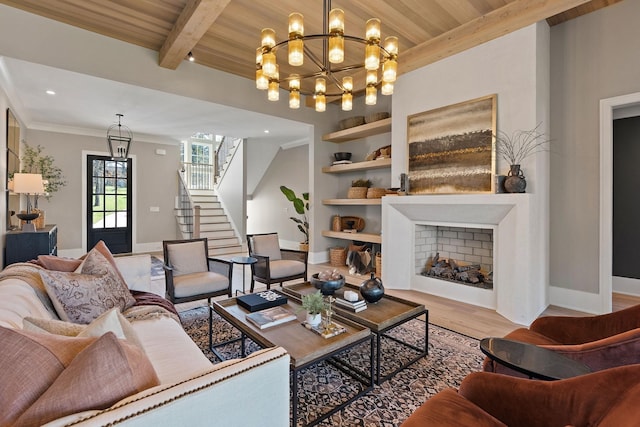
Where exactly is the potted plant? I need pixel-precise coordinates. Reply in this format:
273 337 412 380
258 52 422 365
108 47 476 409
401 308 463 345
18 141 67 228
300 290 325 327
494 123 550 193
280 185 309 251
348 178 372 199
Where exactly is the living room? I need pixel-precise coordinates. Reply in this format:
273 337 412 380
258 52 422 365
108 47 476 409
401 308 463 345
1 0 640 425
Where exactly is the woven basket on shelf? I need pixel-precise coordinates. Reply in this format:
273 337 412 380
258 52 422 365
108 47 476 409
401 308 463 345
339 116 365 130
366 187 386 199
364 112 390 123
330 247 347 267
348 187 368 199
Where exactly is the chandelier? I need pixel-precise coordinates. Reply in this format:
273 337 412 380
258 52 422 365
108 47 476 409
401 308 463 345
255 0 398 112
107 113 133 160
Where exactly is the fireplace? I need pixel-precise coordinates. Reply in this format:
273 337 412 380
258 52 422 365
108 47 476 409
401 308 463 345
382 194 547 325
415 225 493 289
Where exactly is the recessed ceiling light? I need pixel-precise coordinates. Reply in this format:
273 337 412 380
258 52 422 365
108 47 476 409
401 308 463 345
45 90 56 95
264 129 270 134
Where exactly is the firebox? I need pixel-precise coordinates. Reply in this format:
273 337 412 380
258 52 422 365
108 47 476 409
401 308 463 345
415 225 493 289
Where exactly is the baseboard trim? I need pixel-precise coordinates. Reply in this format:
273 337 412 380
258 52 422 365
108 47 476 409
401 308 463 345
612 276 640 297
549 285 604 315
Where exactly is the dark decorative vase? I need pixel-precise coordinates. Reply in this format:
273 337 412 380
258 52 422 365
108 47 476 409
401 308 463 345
504 164 526 193
360 272 384 303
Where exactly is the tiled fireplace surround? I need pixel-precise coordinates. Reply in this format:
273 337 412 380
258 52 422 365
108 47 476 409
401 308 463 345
382 194 547 325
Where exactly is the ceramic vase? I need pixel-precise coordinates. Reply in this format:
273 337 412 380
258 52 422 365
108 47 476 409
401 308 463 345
504 164 527 193
306 312 321 327
360 272 384 303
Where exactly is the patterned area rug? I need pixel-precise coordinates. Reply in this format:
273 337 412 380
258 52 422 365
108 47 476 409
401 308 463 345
179 307 483 426
150 256 164 280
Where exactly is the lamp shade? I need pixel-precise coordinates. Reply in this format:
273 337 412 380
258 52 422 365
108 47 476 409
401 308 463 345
12 173 45 194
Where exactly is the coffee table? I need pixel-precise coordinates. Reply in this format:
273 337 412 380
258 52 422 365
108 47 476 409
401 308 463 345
212 294 373 427
480 337 592 380
282 282 428 384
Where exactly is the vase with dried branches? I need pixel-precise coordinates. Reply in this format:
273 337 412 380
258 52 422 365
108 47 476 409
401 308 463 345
494 123 550 193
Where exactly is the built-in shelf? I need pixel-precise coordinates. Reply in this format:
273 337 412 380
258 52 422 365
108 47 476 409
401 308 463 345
322 230 382 244
323 198 382 205
321 157 391 173
323 117 391 143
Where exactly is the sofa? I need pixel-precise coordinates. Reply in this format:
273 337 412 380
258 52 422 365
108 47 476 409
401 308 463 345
402 365 640 426
0 245 290 427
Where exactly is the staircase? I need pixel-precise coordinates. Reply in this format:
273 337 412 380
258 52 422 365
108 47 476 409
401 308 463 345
175 188 242 255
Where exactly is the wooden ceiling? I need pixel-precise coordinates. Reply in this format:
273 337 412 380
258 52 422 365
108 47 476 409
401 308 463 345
0 0 621 96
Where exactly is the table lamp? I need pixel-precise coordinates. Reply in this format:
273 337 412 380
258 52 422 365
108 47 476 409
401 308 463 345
13 173 45 232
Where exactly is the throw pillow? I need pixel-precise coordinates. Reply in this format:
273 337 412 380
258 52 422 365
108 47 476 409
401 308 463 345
23 308 144 350
14 332 160 427
80 240 130 287
0 326 97 426
40 250 135 324
166 240 208 276
251 234 282 261
31 255 83 272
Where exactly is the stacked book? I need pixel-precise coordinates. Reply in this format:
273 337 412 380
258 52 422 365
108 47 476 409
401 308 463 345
335 297 367 312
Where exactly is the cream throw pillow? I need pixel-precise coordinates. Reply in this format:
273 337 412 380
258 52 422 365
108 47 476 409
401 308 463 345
23 308 143 350
41 250 136 324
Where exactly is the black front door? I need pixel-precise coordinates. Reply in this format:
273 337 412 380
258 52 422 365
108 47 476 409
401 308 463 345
86 155 132 254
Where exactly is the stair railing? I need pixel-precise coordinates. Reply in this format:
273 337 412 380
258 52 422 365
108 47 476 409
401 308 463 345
181 162 215 190
177 169 201 238
214 136 242 184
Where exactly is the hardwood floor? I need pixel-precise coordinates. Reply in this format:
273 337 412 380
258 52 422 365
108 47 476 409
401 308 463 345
308 262 640 339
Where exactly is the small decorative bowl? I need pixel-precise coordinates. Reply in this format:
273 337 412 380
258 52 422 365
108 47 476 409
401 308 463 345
334 152 352 161
311 273 345 295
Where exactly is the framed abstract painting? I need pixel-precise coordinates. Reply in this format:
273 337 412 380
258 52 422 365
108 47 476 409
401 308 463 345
407 94 496 194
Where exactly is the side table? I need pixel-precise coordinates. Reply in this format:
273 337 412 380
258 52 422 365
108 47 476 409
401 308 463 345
230 256 258 295
480 337 592 380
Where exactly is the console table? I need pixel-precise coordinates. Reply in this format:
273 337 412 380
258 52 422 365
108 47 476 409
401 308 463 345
4 224 58 267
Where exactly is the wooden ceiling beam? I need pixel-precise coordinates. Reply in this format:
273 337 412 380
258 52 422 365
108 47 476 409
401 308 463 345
398 0 593 76
158 0 231 70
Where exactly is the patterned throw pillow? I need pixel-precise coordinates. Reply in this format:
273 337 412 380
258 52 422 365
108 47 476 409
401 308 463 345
40 250 135 324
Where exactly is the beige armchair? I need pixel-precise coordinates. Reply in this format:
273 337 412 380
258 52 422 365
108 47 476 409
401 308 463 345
162 238 233 348
247 233 307 293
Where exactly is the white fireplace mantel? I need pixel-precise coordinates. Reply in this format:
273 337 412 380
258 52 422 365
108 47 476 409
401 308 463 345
382 194 547 325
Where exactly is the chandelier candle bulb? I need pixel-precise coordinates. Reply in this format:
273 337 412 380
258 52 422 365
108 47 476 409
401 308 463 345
268 81 279 101
261 28 276 48
366 18 381 41
261 51 277 78
329 34 344 63
288 13 303 37
365 43 380 70
315 94 326 112
256 69 268 90
256 47 263 65
288 39 304 66
329 9 344 33
315 77 326 94
366 85 377 105
381 80 394 95
289 90 300 109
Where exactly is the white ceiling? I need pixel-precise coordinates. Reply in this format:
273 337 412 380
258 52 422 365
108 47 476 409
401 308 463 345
0 56 310 146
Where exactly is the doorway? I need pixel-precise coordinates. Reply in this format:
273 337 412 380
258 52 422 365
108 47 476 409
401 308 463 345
600 92 640 313
86 155 132 253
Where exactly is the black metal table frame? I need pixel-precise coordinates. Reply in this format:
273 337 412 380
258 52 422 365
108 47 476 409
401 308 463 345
230 256 258 296
209 305 374 427
361 309 429 384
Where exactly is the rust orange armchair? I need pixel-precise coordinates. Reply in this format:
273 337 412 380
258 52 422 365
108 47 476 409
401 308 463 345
484 304 640 375
402 364 640 427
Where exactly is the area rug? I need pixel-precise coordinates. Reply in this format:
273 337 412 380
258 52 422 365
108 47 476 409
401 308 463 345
150 255 164 280
179 307 483 426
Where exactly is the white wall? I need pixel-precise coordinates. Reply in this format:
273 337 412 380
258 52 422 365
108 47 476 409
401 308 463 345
216 140 245 242
549 0 639 298
247 144 309 248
